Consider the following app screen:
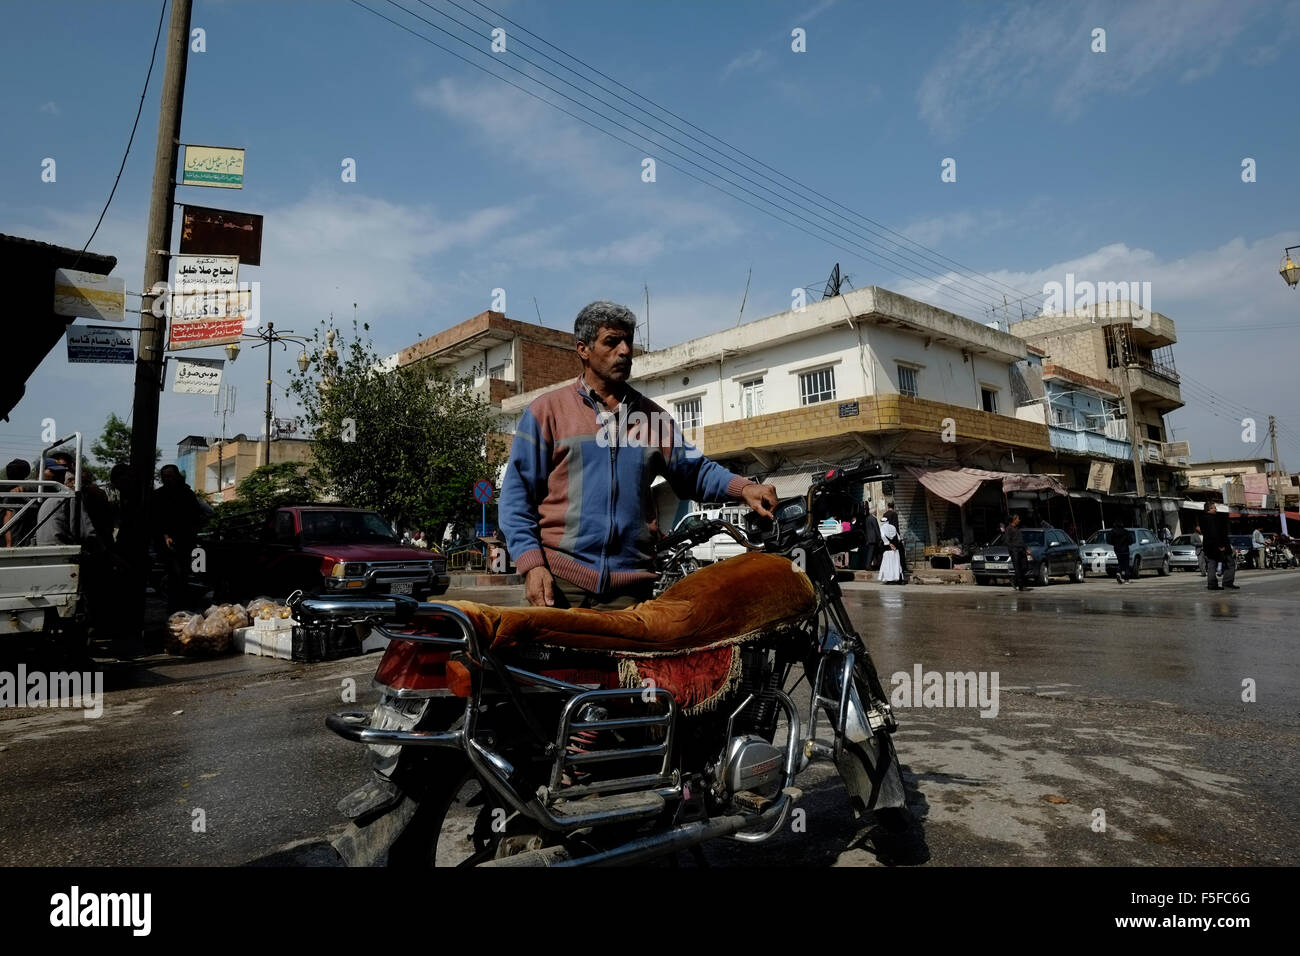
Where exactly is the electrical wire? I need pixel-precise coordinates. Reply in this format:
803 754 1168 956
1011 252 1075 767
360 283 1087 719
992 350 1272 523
76 0 168 262
441 0 1040 309
351 0 1037 317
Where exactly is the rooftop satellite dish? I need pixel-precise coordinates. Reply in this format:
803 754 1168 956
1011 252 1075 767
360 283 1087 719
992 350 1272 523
823 263 843 300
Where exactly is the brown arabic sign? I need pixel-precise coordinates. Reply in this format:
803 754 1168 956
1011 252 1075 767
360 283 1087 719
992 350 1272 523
179 204 263 266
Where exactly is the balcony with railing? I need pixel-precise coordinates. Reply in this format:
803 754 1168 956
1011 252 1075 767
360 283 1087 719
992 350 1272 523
1126 363 1183 411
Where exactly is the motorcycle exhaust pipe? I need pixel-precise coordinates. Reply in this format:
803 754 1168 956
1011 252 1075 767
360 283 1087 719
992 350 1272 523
482 788 802 868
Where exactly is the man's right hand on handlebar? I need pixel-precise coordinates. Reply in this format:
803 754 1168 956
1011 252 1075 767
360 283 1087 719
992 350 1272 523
742 482 778 520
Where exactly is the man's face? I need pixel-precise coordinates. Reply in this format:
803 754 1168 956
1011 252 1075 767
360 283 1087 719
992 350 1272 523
161 468 180 487
578 325 633 385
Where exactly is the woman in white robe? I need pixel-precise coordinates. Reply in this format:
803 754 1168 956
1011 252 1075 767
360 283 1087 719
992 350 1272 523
878 519 904 584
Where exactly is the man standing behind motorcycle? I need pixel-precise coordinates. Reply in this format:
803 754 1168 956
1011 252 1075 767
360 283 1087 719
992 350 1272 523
500 301 778 609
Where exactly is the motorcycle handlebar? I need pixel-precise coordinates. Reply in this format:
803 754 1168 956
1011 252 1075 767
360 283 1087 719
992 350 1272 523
658 518 759 554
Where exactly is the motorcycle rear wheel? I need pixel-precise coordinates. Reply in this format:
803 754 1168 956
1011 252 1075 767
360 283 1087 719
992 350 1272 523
388 767 508 868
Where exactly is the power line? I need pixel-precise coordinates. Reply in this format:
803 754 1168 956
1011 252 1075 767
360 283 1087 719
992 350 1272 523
376 0 1004 315
439 0 1041 310
351 0 1034 318
76 0 168 261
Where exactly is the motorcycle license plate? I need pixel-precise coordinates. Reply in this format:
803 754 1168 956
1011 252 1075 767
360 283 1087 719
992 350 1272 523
985 562 1010 570
390 581 414 595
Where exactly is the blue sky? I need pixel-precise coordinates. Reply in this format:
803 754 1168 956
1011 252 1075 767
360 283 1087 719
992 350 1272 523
3 0 1299 470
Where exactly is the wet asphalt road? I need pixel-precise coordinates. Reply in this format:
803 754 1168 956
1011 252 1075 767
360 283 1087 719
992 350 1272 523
0 567 1295 866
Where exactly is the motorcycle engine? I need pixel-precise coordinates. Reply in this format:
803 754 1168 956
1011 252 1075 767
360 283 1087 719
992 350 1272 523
722 735 784 798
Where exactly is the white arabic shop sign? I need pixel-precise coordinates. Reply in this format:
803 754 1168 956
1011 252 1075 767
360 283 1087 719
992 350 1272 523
66 326 133 364
181 145 244 188
174 254 238 288
166 254 253 350
53 268 126 323
173 357 224 394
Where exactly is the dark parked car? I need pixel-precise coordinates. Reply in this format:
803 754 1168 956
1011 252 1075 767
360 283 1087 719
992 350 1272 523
971 528 1084 586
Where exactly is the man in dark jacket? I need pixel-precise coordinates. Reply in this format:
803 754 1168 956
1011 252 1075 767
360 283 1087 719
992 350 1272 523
857 505 882 571
152 464 206 611
1201 502 1236 591
1111 525 1133 584
1006 513 1029 591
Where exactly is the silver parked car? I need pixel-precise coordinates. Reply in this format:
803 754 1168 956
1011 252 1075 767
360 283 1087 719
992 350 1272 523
1079 527 1171 577
1168 533 1203 571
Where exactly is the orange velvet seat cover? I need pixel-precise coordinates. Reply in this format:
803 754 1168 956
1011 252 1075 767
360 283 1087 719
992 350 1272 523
446 551 816 656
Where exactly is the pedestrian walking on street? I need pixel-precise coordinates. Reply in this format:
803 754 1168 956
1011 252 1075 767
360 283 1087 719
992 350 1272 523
878 517 904 584
1005 513 1029 591
1252 527 1266 571
855 504 882 572
1202 502 1236 590
883 500 909 578
1112 525 1133 584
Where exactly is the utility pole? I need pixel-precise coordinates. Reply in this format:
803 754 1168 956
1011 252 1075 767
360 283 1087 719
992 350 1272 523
1114 324 1146 501
1269 415 1286 532
128 0 192 630
131 0 192 485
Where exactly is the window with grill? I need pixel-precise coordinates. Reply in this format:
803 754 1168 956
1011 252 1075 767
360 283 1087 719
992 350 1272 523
674 398 702 430
1051 405 1075 427
799 367 836 405
981 388 998 414
897 365 919 398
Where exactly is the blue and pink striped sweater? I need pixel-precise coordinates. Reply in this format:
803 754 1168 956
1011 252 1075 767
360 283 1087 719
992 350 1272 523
500 377 753 593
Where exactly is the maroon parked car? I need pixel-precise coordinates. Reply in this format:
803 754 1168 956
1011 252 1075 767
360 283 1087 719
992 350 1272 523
202 505 449 603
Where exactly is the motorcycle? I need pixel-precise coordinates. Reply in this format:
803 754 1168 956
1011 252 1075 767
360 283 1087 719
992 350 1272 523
1264 542 1296 569
300 462 909 867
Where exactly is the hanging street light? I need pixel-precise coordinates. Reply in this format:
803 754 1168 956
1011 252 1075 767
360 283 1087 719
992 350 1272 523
1281 246 1300 289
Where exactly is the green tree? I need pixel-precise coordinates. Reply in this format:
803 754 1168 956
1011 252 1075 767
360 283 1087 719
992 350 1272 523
234 461 321 512
288 320 503 534
89 412 161 482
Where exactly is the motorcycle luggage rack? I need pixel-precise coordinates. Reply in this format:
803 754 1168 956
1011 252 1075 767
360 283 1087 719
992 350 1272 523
547 688 677 798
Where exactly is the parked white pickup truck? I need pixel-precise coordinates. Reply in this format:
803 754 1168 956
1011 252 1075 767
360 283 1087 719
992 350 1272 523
0 433 86 647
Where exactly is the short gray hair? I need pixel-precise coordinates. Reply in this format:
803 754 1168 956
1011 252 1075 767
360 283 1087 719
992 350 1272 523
574 301 636 347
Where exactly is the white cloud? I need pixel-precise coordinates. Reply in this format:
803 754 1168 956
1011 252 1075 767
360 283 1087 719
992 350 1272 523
722 49 766 80
414 77 744 269
39 101 59 115
917 0 1261 137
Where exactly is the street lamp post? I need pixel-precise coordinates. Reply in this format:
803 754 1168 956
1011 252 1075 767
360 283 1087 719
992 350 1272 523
224 322 312 468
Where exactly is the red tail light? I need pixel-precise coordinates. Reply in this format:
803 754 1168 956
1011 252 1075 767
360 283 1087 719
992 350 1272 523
374 639 451 691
